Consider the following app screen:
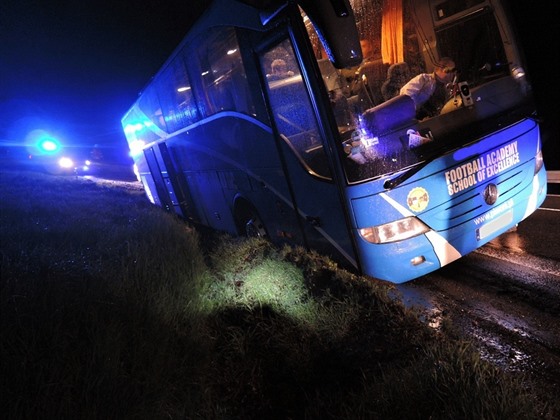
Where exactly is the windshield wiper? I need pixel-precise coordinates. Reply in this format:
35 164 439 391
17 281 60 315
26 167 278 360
383 156 437 190
383 141 457 190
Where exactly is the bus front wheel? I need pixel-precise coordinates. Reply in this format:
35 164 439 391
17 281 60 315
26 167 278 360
234 200 268 238
245 216 267 238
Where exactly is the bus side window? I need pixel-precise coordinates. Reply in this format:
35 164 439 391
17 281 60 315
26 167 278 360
261 40 332 180
157 53 199 132
194 27 254 117
137 84 168 136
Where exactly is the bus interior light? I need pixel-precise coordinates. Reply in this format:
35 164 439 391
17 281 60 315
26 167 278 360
359 217 430 244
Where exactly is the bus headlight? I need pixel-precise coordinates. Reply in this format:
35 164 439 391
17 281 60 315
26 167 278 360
511 66 526 80
359 217 430 244
534 150 544 174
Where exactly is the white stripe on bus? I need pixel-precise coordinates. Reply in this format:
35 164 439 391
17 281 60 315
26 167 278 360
380 192 461 266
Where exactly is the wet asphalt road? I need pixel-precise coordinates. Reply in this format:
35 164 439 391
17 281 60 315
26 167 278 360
396 193 560 418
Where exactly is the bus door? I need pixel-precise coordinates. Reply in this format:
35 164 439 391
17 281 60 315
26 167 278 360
144 143 187 217
257 35 358 270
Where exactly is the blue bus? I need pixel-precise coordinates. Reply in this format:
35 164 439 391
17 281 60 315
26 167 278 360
122 0 547 283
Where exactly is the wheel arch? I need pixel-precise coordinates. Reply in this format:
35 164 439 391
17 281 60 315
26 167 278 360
232 194 268 238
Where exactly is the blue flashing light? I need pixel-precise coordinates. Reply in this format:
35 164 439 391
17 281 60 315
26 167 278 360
33 132 62 156
24 129 65 158
39 139 60 153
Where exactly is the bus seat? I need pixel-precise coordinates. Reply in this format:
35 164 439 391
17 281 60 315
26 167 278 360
381 62 411 102
360 59 389 105
362 94 415 136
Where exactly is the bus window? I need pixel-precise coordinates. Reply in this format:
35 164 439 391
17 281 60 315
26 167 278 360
305 7 419 183
157 54 199 132
194 27 254 116
261 39 332 180
137 84 168 137
305 1 533 185
434 9 509 84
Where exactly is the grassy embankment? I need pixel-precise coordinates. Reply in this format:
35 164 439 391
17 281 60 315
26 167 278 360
0 170 540 419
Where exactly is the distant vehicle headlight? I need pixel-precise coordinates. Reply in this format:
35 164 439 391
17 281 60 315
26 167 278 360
58 157 74 169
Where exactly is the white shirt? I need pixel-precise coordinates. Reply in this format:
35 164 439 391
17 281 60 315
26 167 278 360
399 73 437 108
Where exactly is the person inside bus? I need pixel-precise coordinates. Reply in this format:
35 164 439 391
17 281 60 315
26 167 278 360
267 59 294 80
399 57 457 120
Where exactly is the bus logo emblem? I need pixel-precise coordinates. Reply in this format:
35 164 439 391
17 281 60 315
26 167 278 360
407 187 429 212
483 183 499 205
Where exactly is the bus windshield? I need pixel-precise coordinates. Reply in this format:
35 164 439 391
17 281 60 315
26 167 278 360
305 0 533 184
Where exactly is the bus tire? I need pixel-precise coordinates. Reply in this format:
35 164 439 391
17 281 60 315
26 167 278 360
234 199 268 238
245 216 267 238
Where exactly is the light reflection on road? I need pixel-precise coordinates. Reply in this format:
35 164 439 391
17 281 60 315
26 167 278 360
487 226 526 254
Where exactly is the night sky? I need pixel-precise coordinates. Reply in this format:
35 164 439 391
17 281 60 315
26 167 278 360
1 1 558 167
1 0 207 159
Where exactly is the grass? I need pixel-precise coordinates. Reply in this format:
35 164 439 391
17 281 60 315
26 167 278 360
0 169 542 419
